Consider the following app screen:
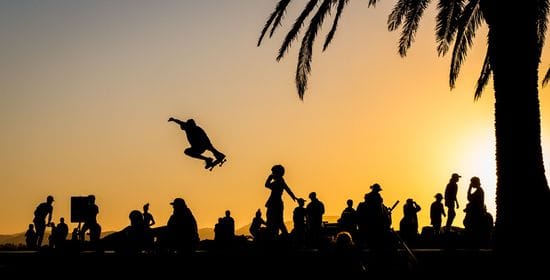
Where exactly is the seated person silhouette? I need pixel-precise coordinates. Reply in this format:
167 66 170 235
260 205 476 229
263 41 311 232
168 117 226 169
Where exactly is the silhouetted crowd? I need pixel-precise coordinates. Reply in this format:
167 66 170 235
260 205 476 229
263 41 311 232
25 168 493 257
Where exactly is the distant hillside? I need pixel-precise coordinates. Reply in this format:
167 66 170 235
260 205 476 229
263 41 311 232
0 233 29 245
198 227 214 240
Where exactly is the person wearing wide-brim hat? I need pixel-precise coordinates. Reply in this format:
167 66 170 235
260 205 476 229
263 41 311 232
370 183 382 192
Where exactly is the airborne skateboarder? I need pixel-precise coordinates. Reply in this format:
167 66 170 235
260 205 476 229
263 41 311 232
168 117 226 170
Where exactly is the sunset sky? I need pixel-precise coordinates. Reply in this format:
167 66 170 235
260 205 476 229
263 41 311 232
2 0 550 237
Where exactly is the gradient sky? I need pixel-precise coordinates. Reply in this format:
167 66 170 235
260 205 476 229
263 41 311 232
2 0 550 237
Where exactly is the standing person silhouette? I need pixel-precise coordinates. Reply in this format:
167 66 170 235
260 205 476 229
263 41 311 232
430 193 446 235
54 217 69 248
80 195 101 244
264 164 297 239
444 173 461 230
25 224 37 249
168 117 226 169
142 203 155 228
306 192 325 248
33 195 54 248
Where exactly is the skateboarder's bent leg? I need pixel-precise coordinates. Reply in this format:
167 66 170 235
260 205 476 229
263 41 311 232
184 147 211 161
206 145 225 161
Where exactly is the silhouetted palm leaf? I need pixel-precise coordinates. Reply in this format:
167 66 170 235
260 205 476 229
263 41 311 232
368 0 380 7
257 0 292 47
323 0 349 51
449 0 482 88
388 0 412 32
474 48 491 99
277 0 320 61
398 0 431 57
296 0 334 98
436 0 465 56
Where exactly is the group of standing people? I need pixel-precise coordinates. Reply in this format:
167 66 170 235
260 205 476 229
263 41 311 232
428 173 493 246
26 168 494 252
260 167 494 249
263 164 327 248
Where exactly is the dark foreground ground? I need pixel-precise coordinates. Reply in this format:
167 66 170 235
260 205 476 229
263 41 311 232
0 248 495 279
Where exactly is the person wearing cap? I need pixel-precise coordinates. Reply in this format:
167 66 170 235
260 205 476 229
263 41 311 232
444 173 461 230
32 195 54 247
430 193 446 235
165 197 199 254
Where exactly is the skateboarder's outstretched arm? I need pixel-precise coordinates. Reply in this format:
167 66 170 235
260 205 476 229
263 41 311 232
168 117 186 126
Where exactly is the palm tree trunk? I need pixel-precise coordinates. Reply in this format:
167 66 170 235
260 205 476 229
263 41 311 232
487 1 550 262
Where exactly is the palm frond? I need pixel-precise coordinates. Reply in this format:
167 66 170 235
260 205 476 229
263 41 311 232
258 0 292 46
543 66 550 87
277 0 320 61
436 0 465 56
323 0 349 51
388 0 412 31
398 0 431 57
449 0 483 88
474 48 491 100
368 0 381 7
269 0 293 38
296 0 334 99
536 0 549 54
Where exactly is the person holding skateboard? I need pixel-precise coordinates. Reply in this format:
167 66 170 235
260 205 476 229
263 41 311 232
168 117 226 170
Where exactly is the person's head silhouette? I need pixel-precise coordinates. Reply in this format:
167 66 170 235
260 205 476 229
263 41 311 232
170 198 186 210
271 164 285 177
470 176 481 188
129 210 144 227
370 183 382 192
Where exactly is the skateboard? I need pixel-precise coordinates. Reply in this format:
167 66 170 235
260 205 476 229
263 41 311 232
207 157 227 171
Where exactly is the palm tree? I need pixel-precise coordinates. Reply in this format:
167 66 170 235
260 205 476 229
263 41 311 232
258 0 550 257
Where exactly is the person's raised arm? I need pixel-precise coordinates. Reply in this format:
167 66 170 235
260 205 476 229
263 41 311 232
168 117 185 126
265 174 274 189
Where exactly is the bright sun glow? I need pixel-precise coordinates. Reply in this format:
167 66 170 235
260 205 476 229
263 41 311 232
457 132 497 218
